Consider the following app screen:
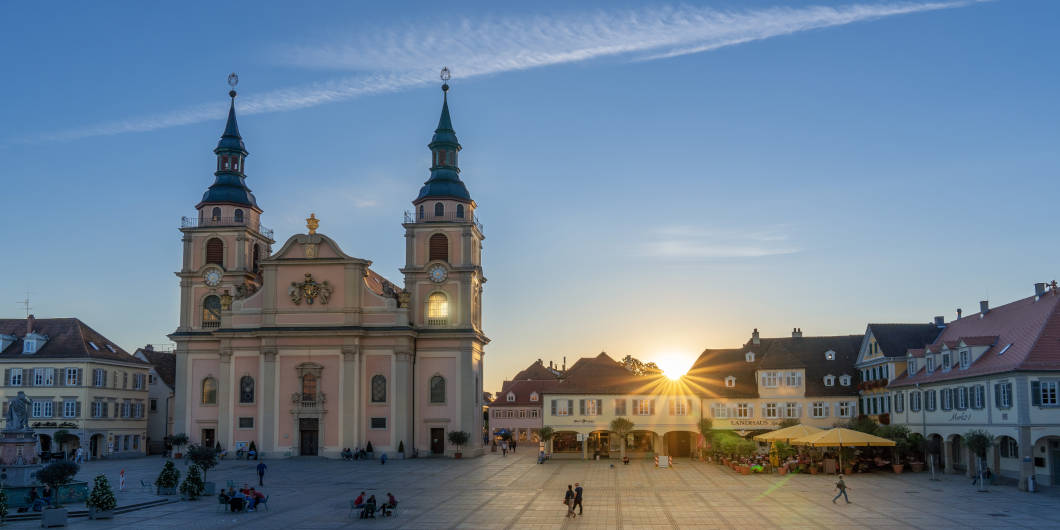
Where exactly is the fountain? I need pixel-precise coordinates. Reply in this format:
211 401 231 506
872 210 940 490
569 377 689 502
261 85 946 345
0 391 87 508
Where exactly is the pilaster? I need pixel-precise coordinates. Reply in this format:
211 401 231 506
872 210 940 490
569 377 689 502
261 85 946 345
217 349 233 448
341 344 360 451
174 348 190 439
394 350 413 456
261 349 277 456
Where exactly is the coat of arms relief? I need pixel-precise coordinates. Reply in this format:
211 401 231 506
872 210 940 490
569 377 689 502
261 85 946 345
289 273 333 305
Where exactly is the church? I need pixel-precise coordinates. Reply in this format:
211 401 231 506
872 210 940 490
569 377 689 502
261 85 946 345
169 78 488 459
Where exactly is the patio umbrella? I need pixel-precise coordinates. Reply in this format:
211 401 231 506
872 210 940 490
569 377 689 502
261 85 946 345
753 424 824 443
790 427 895 472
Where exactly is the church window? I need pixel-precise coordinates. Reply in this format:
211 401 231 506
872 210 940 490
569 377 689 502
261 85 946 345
434 202 444 217
206 238 224 267
201 377 217 405
429 234 448 262
456 204 464 219
202 295 221 328
418 205 424 220
239 375 254 404
234 209 244 223
427 293 449 325
211 207 222 221
430 375 446 403
371 375 387 403
302 374 317 397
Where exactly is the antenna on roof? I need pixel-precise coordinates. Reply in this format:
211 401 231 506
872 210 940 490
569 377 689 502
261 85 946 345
16 292 31 317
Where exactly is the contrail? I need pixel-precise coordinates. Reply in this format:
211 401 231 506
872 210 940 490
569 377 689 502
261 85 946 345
33 1 980 142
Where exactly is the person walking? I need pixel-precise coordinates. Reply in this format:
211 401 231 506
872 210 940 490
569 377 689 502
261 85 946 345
564 485 575 518
832 474 850 504
256 461 267 486
573 482 584 515
511 439 516 453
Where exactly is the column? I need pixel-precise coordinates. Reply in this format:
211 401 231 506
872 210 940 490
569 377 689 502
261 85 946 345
217 350 233 448
341 345 360 451
943 439 956 474
393 350 412 456
261 350 277 456
1018 426 1034 490
173 348 190 438
582 433 588 460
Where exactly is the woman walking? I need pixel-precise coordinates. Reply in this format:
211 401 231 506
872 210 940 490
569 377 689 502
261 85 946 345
564 485 576 518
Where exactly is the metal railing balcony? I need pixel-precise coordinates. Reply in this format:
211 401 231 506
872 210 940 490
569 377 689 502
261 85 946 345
291 392 326 409
404 210 483 233
181 216 274 240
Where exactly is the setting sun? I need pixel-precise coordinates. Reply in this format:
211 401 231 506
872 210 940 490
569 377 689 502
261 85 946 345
654 354 695 380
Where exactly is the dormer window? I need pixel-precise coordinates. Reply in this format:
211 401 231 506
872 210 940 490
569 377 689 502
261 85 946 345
825 350 836 361
927 357 935 373
824 375 836 387
22 332 47 355
506 392 515 402
725 376 736 388
529 392 539 402
839 375 851 386
89 342 99 351
942 352 952 371
23 340 38 354
959 350 970 369
908 359 916 374
745 352 755 363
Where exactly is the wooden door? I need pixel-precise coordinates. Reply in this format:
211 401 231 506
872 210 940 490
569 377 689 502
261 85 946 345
431 428 445 454
201 429 215 449
300 429 318 455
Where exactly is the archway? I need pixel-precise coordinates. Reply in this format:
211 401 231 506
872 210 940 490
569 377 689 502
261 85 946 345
38 434 52 453
626 430 656 455
587 431 610 458
1034 435 1060 486
949 434 966 474
664 431 696 457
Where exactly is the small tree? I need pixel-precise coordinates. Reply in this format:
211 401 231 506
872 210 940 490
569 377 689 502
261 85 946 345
697 418 714 451
537 427 555 453
155 460 181 492
170 433 189 455
877 424 911 464
86 474 117 512
180 464 205 500
365 441 374 453
448 431 470 454
398 441 405 454
185 444 219 481
774 441 796 462
0 487 8 521
34 461 80 508
964 429 993 491
610 417 635 461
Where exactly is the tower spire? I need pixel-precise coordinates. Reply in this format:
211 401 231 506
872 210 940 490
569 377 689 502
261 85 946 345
197 73 258 209
415 67 471 202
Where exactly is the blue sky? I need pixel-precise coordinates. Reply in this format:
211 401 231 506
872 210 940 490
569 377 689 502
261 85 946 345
1 0 1057 390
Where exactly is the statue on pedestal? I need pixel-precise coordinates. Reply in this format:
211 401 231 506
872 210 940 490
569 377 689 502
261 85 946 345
6 391 31 432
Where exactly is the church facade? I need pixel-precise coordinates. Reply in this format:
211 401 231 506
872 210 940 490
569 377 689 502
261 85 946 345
170 82 488 459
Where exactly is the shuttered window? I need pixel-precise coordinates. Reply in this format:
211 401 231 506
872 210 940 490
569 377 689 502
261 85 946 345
205 238 224 266
429 234 448 262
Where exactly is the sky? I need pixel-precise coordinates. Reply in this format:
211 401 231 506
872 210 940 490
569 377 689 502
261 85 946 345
1 0 1057 392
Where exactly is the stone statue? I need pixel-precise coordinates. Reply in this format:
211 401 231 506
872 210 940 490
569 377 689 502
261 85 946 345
6 391 31 431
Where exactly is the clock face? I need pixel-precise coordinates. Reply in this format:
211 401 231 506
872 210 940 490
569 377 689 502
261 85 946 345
428 265 447 283
204 269 222 287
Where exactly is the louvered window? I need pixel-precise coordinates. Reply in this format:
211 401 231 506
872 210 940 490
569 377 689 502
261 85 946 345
429 234 448 262
206 238 224 267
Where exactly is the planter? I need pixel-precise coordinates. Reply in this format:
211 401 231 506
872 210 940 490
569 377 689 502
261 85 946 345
910 462 924 472
41 507 68 528
892 464 904 474
809 465 819 475
173 453 183 459
157 486 177 495
88 506 115 520
203 482 216 496
454 452 463 459
740 465 751 475
778 466 788 476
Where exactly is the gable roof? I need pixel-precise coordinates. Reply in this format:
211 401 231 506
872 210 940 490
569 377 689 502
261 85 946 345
134 347 176 388
493 379 560 406
510 359 561 382
891 291 1060 387
0 318 148 365
545 352 671 395
867 323 943 359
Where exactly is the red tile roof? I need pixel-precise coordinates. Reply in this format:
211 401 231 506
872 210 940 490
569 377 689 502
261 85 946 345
0 318 148 365
493 379 561 406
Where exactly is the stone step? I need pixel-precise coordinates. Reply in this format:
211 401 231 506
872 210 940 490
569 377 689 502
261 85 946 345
4 498 173 521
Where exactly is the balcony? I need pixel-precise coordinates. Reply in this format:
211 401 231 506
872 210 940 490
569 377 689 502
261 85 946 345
181 216 274 240
404 210 483 233
291 392 326 409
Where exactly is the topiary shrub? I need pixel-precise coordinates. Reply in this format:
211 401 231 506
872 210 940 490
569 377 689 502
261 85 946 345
86 474 117 512
155 460 180 492
185 444 219 481
179 464 205 500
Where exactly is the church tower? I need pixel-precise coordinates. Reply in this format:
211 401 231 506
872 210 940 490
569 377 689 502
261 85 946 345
405 72 488 456
176 82 274 332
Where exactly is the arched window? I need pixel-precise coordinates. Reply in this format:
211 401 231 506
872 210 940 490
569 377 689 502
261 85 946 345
434 202 444 217
429 234 448 262
418 205 424 220
202 295 221 328
724 376 736 388
429 375 446 403
530 392 539 402
211 207 222 221
456 204 464 219
239 375 254 403
252 243 261 273
427 293 448 325
201 377 217 405
234 209 244 223
302 373 317 396
206 238 224 267
371 375 387 403
745 352 755 363
506 392 515 402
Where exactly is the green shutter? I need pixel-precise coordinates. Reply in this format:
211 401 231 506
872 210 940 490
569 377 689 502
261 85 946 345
1032 381 1041 406
579 399 585 415
550 400 556 415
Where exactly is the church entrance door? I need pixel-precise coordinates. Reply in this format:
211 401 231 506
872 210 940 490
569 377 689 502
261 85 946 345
300 418 319 456
431 428 445 455
201 428 215 449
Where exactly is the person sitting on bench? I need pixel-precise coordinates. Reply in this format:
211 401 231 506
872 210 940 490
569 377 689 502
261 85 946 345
377 492 397 516
341 448 353 461
360 495 377 519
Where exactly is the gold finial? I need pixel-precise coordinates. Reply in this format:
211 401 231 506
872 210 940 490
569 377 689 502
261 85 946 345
306 213 319 234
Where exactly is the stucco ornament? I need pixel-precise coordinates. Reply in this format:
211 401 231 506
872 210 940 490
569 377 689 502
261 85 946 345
6 391 31 431
290 273 333 305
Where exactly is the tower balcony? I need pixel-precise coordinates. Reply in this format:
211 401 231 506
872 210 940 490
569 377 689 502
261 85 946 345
181 215 273 240
404 210 483 233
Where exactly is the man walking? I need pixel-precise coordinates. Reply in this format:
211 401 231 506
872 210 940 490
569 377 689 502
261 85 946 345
256 461 267 486
832 474 850 504
564 485 575 518
573 482 584 515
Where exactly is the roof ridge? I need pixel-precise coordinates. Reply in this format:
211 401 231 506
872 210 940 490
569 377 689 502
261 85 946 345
1019 294 1060 370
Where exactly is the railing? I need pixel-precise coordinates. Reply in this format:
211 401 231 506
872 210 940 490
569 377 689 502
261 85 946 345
426 318 448 327
291 392 326 409
181 216 274 240
404 210 483 233
202 321 220 329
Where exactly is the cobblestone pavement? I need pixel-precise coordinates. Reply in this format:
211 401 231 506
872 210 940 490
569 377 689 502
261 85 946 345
7 451 1059 529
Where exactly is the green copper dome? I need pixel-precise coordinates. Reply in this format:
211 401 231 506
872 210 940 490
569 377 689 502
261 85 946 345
199 92 258 208
416 89 472 202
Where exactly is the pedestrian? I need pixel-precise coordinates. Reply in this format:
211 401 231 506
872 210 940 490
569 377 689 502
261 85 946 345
502 441 507 456
832 474 850 504
256 461 267 486
573 482 583 515
512 439 517 453
564 485 575 518
381 452 388 465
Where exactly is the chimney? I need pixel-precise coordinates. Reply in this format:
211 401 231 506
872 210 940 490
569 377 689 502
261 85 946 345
792 327 803 338
751 328 760 345
562 356 566 371
933 316 945 327
957 308 963 319
979 300 989 317
1035 283 1046 300
26 314 35 335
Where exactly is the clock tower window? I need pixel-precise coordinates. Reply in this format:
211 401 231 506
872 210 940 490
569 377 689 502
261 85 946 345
202 295 221 328
211 207 222 222
234 209 244 223
206 238 224 267
434 202 444 217
429 234 448 262
426 293 449 326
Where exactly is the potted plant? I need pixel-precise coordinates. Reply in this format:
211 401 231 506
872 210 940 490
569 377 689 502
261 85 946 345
34 460 80 528
611 417 634 462
171 433 189 459
86 474 117 519
155 460 181 495
907 433 926 472
537 427 555 458
964 429 994 492
180 464 205 500
878 425 910 474
365 441 374 459
398 441 406 459
185 444 219 495
248 441 258 460
448 431 470 459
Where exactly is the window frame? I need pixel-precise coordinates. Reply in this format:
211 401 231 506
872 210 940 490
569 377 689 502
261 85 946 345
201 377 218 405
370 374 387 403
63 400 77 418
9 368 22 386
429 375 447 404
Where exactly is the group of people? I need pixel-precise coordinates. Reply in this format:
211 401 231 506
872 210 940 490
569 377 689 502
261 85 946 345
562 483 584 518
340 446 381 461
353 491 398 519
23 485 53 512
219 484 266 512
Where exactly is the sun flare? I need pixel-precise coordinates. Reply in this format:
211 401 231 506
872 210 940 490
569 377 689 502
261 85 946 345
655 354 694 380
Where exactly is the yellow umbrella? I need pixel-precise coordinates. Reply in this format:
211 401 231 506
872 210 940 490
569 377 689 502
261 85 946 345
753 424 824 443
790 427 895 472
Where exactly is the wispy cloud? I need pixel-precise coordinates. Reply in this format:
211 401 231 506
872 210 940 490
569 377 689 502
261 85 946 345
34 1 979 142
642 225 799 259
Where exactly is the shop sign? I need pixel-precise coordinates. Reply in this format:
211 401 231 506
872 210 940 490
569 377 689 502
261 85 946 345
947 412 972 422
715 419 782 429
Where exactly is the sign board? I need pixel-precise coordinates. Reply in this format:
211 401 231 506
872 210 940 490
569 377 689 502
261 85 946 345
576 433 584 441
713 419 782 429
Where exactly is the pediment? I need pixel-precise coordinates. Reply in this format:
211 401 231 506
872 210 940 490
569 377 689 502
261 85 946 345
268 232 371 265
